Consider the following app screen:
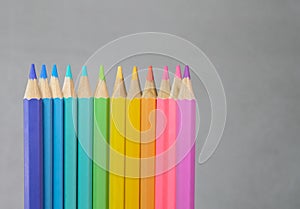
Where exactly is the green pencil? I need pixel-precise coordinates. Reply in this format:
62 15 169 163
93 65 110 209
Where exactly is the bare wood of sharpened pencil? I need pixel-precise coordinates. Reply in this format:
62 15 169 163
50 77 63 99
178 78 195 100
24 79 41 99
78 76 92 98
142 80 157 98
94 79 109 98
62 77 76 98
39 78 52 98
170 76 182 99
127 71 141 99
157 79 170 99
112 74 127 98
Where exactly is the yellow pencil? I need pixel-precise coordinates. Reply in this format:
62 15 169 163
125 66 141 209
109 66 127 209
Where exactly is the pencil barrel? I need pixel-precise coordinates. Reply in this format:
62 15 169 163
93 98 109 209
24 99 43 209
64 98 77 209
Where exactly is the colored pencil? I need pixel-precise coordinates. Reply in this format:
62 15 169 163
140 66 157 209
93 65 109 209
24 64 43 209
155 66 171 209
167 65 182 209
50 64 64 209
39 64 52 209
77 66 93 209
63 65 77 209
176 66 196 209
125 66 141 209
109 66 126 209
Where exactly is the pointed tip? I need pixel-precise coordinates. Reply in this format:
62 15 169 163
66 65 72 78
175 65 182 79
99 65 105 80
52 64 58 77
40 64 47 79
29 64 37 79
117 66 123 79
147 65 154 81
183 65 191 79
162 66 169 80
132 66 138 80
81 66 88 76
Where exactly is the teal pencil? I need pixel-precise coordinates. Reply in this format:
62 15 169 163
63 65 77 209
49 64 64 209
77 66 93 209
38 65 53 209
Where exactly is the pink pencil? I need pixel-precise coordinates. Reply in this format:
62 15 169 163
155 66 171 209
176 66 196 209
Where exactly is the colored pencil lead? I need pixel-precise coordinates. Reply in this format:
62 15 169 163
132 66 138 80
162 66 169 80
52 64 59 78
175 65 182 79
82 66 88 76
183 65 191 79
66 65 72 78
29 64 37 79
99 65 105 81
40 64 47 79
147 66 154 81
117 66 124 79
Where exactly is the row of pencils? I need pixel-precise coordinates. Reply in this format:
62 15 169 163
23 64 196 209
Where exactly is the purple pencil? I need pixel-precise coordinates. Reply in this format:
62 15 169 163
176 66 196 209
24 64 43 209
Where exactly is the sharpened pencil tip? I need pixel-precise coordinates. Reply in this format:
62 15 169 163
162 66 169 80
29 64 37 79
147 66 154 81
117 66 123 79
40 64 47 79
175 65 182 79
52 64 58 77
183 65 191 79
99 65 105 80
132 66 138 80
81 66 88 76
66 65 72 78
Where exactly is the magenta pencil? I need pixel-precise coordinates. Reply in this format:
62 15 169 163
155 66 171 209
176 66 196 209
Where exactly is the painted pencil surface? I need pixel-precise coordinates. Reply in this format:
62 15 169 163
125 66 141 209
77 66 93 209
93 65 109 209
24 64 43 209
63 65 77 209
176 66 196 209
50 64 64 209
109 66 126 209
155 66 171 209
39 65 52 209
140 66 157 209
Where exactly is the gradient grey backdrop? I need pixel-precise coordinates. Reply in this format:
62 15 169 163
1 0 300 209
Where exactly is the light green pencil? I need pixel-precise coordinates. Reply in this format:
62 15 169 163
62 65 77 209
77 66 93 209
93 65 110 209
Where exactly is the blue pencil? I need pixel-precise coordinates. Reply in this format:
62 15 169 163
24 64 43 209
77 66 93 209
39 65 53 209
63 65 77 209
50 64 64 209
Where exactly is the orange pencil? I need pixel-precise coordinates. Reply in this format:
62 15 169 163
140 66 157 209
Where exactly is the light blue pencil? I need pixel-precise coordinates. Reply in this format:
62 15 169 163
77 66 93 209
39 65 53 209
63 65 77 209
50 64 64 209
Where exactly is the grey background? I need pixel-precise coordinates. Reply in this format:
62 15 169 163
1 0 300 209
